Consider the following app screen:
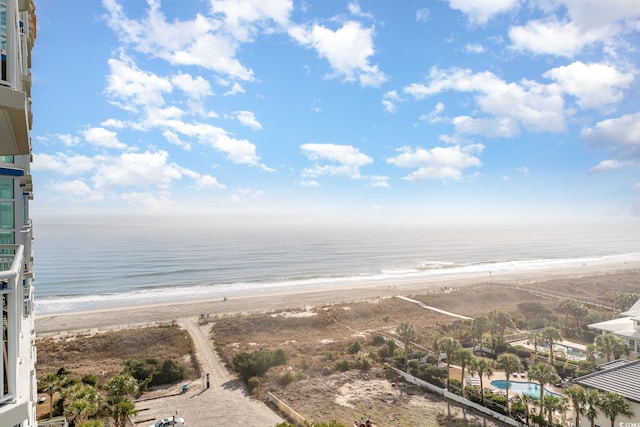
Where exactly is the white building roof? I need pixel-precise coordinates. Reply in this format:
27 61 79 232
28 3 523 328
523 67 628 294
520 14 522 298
620 297 640 317
588 316 640 339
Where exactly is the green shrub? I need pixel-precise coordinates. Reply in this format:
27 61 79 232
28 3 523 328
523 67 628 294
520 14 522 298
347 341 362 354
334 360 350 372
278 370 295 386
377 345 390 359
371 335 385 346
81 374 97 386
355 357 371 371
232 347 288 381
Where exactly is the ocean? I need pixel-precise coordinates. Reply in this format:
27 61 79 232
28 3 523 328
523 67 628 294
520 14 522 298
33 222 640 314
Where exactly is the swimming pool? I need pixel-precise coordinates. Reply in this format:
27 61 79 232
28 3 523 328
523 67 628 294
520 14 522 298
490 380 562 398
539 343 586 360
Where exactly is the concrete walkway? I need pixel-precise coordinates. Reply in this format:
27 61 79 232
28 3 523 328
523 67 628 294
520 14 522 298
132 318 283 427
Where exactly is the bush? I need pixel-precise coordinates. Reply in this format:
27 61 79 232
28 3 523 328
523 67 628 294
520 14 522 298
232 347 288 381
354 357 371 371
273 348 287 366
81 374 97 386
334 360 350 372
278 370 295 386
386 339 396 355
247 376 260 393
153 359 187 385
125 358 188 387
371 335 385 346
377 345 390 359
347 341 362 354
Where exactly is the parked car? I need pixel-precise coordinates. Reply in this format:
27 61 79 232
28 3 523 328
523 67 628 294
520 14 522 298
149 417 185 427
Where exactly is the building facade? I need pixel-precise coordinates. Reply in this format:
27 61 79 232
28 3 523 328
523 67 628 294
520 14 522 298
589 297 640 358
0 0 37 426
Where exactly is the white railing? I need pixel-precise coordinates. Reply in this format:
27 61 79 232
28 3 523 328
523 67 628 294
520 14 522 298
0 243 24 404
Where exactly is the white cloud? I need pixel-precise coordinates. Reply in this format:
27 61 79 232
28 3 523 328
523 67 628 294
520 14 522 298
103 0 255 81
517 166 529 176
509 20 604 57
447 0 519 25
171 72 213 100
210 0 293 41
589 159 632 174
369 175 390 188
56 133 80 147
581 112 640 158
300 180 319 187
300 143 373 179
49 180 105 202
235 110 262 130
289 21 387 87
194 174 227 190
82 127 128 150
416 8 430 23
464 43 485 53
348 2 373 19
404 67 565 136
382 90 401 113
105 54 173 110
543 61 633 109
555 0 640 33
419 102 445 123
387 144 484 182
33 153 96 176
508 0 640 57
92 150 183 190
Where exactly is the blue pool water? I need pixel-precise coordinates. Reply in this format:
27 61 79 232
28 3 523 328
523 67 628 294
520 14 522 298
490 380 562 398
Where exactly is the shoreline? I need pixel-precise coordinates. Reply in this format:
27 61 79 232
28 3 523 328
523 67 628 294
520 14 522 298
35 258 640 336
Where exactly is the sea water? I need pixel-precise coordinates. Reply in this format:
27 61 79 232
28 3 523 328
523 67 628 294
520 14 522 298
33 222 640 314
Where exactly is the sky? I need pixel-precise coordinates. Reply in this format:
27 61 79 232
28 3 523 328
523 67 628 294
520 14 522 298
29 0 640 226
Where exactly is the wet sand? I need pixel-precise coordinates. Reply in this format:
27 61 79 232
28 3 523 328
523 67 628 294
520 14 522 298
35 256 640 336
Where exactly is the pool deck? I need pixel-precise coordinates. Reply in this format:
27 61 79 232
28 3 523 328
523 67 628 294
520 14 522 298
466 370 564 400
510 339 587 362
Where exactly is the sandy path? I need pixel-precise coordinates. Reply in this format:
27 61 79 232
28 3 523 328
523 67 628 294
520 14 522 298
132 318 283 427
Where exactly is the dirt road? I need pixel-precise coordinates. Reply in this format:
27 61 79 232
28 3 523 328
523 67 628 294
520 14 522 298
132 318 283 427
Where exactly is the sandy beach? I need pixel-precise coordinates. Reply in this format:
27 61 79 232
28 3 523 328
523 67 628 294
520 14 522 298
35 256 640 336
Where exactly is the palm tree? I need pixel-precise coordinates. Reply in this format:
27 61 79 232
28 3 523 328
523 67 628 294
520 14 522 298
104 374 139 427
455 348 474 398
104 373 138 398
488 309 513 349
528 362 560 416
63 383 102 425
106 397 138 427
470 315 487 350
585 344 597 370
543 394 567 426
528 331 542 361
597 391 634 427
595 333 627 363
38 372 63 419
542 326 562 364
437 336 461 390
585 389 601 427
514 392 535 426
563 384 586 427
496 353 522 415
469 357 493 406
396 322 416 371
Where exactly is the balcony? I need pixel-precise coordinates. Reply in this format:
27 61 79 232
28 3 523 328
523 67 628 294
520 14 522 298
0 86 29 155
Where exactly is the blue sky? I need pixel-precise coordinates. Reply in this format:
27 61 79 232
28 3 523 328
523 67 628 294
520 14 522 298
30 0 640 226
